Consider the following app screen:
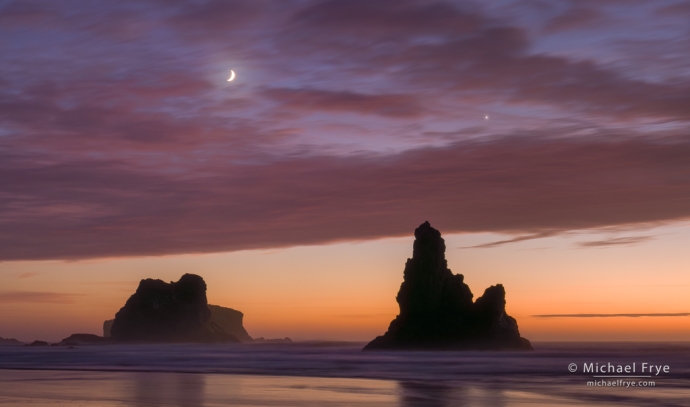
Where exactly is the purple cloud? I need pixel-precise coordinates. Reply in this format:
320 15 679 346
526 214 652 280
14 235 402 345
262 88 425 117
1 0 689 260
543 7 605 33
2 134 690 260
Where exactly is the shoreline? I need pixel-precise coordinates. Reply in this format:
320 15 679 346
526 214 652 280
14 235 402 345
1 365 686 407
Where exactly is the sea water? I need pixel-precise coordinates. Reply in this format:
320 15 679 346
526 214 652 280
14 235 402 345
1 342 688 406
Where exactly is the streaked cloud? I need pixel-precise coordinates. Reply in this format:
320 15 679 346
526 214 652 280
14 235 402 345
543 7 605 33
578 236 653 248
262 88 425 117
460 232 557 249
1 0 689 260
331 313 396 320
0 291 81 304
2 134 690 260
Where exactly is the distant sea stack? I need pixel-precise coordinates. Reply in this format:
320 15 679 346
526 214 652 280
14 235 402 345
57 333 110 346
364 222 532 351
110 274 239 343
104 304 253 342
24 340 49 347
0 336 23 346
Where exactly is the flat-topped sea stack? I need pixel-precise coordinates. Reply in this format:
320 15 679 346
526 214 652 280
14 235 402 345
364 222 532 351
104 304 253 342
110 274 238 343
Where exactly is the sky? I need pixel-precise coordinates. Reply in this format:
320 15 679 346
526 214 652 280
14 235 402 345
1 0 690 342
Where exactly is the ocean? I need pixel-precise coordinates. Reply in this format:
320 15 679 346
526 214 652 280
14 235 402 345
1 342 689 406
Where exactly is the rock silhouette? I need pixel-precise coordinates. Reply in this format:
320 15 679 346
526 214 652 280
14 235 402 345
207 305 253 342
103 319 114 338
24 340 49 347
110 274 239 343
254 337 292 343
104 304 253 342
0 336 23 346
57 333 110 346
364 222 532 350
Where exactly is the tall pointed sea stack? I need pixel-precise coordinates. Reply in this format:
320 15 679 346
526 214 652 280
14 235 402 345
364 222 532 350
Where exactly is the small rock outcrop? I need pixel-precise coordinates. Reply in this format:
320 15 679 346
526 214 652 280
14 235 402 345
0 336 23 346
24 340 49 347
57 333 110 346
254 337 292 343
364 222 532 351
110 274 239 343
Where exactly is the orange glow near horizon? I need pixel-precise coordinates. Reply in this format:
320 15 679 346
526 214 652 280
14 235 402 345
1 223 689 343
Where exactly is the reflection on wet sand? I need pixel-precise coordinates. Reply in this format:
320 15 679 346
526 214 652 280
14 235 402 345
0 370 400 407
399 381 458 407
133 372 205 407
398 381 607 407
0 368 686 407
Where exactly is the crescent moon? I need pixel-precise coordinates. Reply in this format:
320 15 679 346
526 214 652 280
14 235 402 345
227 70 236 82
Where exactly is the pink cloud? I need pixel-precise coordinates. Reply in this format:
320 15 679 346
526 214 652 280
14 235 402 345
2 134 690 260
1 0 689 261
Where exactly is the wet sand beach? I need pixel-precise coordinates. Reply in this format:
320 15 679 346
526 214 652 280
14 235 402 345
1 342 689 406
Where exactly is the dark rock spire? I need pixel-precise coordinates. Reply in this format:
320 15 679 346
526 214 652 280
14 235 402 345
364 222 532 350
